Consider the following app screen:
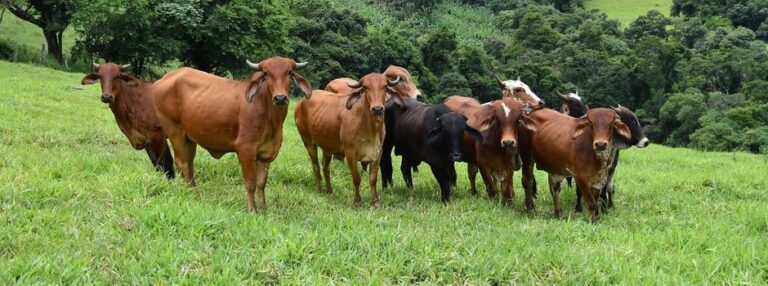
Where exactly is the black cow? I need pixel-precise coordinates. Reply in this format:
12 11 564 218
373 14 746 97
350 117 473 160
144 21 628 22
382 98 482 202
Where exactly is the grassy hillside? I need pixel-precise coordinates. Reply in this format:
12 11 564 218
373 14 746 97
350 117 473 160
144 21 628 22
584 0 672 25
0 12 76 56
1 61 767 284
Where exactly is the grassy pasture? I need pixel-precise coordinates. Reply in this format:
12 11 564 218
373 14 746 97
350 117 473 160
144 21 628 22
0 12 76 57
1 61 767 284
584 0 672 25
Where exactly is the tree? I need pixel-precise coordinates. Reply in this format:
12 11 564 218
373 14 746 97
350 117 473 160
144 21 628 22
625 10 670 42
2 0 73 63
420 27 458 76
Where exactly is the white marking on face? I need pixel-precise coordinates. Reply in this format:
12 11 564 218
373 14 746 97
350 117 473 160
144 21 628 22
568 93 582 101
637 137 649 148
502 102 511 117
503 79 542 102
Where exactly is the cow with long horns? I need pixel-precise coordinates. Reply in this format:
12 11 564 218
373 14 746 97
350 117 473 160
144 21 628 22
81 62 175 179
150 57 312 211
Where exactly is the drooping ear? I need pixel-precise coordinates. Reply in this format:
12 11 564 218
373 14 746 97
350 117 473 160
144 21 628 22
519 114 537 132
465 125 484 143
572 118 591 140
470 104 496 131
119 74 139 86
81 73 99 85
426 126 442 146
386 90 404 107
245 73 267 103
291 72 312 99
345 89 364 110
614 120 632 141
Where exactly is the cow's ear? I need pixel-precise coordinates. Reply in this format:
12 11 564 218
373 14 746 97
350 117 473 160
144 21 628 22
291 72 312 99
520 114 537 132
471 104 496 131
245 73 267 103
345 89 364 110
120 75 139 86
81 73 99 85
426 127 442 146
387 92 404 107
572 118 591 140
466 125 483 143
614 119 632 141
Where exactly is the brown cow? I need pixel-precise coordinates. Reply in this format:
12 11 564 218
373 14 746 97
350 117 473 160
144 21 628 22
444 96 528 206
497 77 545 109
518 108 631 222
81 62 174 179
150 57 312 211
324 65 421 100
296 73 402 206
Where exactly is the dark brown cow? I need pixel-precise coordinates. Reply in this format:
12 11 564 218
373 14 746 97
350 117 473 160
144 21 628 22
444 96 528 206
518 108 632 222
296 73 402 206
81 62 174 179
150 57 312 211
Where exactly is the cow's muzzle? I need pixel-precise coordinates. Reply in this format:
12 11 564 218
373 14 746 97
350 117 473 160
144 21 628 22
637 137 650 148
450 153 462 162
501 139 517 148
371 106 384 115
273 95 288 105
101 94 113 103
594 141 608 151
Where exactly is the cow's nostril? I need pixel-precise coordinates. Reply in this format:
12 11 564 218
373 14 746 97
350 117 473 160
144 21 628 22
273 95 288 104
501 140 517 148
594 142 607 150
450 153 462 161
371 106 384 114
101 94 113 103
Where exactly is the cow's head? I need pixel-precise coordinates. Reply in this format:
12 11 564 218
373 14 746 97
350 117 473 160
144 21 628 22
427 111 483 162
245 57 311 105
345 73 403 115
571 108 632 160
384 65 422 100
497 77 545 109
613 105 649 148
80 62 138 104
469 98 528 149
559 91 588 118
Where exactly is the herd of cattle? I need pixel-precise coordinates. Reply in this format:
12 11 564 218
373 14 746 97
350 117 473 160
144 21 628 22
80 56 650 222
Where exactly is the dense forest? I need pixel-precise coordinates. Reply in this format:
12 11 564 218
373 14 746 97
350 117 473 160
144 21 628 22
2 0 768 153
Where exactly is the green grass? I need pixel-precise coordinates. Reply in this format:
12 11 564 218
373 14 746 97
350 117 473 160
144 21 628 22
1 61 767 284
0 12 76 56
584 0 672 26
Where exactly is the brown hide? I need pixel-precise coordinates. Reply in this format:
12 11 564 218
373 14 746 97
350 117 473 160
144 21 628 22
518 108 631 222
296 73 401 206
324 77 356 94
496 77 545 109
151 57 311 211
383 65 421 99
445 96 525 205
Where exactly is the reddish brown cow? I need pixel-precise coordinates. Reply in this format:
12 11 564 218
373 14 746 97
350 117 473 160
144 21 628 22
296 73 402 206
81 62 174 179
497 77 545 109
324 77 358 94
518 108 631 222
383 65 422 99
444 96 528 206
150 57 312 211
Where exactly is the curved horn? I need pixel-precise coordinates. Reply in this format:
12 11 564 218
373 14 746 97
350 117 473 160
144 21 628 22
347 80 362 89
294 62 308 70
120 64 131 70
387 75 401 86
613 104 624 112
246 59 261 71
516 76 521 81
557 90 568 100
92 62 100 71
496 75 505 88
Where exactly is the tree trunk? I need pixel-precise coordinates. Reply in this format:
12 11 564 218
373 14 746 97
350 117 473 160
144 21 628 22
43 30 63 64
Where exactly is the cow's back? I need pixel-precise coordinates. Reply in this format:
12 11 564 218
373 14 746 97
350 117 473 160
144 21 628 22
295 90 347 155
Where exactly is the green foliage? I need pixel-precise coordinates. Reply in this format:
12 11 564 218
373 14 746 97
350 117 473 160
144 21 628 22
658 90 705 146
420 27 458 76
625 10 670 41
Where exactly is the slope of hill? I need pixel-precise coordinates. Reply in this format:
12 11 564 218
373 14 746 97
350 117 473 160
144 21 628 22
584 0 672 25
1 61 767 284
0 12 76 57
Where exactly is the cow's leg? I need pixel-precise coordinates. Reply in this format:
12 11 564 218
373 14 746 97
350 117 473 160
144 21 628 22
501 167 514 207
521 156 536 211
368 158 381 206
321 150 333 194
304 144 323 193
575 184 583 213
401 159 414 190
237 150 259 211
449 165 457 187
428 164 452 203
346 156 362 206
168 134 197 187
380 143 394 188
147 137 175 179
548 175 563 218
576 178 599 223
477 165 497 199
467 164 479 195
253 160 270 210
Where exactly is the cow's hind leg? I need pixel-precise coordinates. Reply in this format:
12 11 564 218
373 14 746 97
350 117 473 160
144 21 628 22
345 156 363 206
167 133 197 187
467 164 479 196
575 185 583 213
401 159 414 190
521 156 536 211
147 136 175 179
548 175 563 218
368 158 381 206
304 143 324 193
321 150 333 194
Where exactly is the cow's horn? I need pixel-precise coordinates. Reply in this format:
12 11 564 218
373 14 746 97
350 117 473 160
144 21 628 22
294 62 308 70
612 104 622 112
557 90 568 99
516 76 521 81
496 75 505 88
388 75 401 86
246 59 261 71
92 62 100 70
120 64 131 70
347 80 362 89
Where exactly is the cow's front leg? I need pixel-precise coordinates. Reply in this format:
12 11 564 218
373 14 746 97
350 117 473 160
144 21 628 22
254 160 270 210
346 156 362 206
237 150 258 211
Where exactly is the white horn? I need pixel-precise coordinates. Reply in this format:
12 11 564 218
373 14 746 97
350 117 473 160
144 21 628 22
246 59 261 71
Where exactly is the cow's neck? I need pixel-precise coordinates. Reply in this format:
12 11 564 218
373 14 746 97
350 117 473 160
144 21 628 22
109 84 138 123
355 101 385 139
258 91 289 132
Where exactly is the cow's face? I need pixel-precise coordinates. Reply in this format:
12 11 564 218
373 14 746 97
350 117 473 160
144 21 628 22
384 65 422 100
80 63 136 104
559 92 588 118
572 108 632 160
614 105 649 148
498 77 545 109
470 98 526 149
345 73 403 115
427 112 482 162
245 57 311 105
